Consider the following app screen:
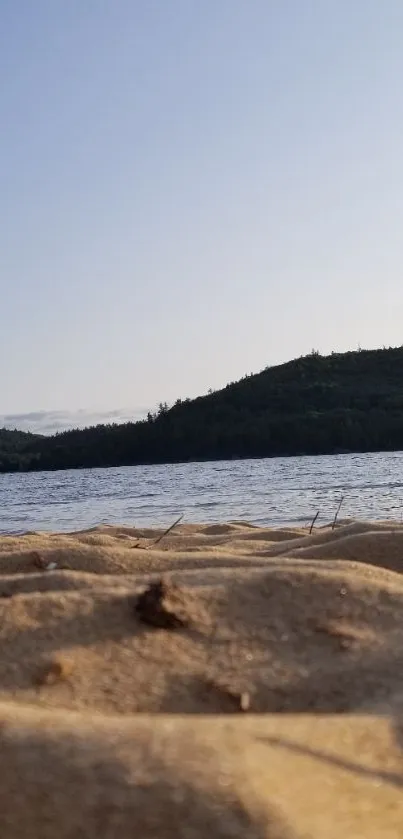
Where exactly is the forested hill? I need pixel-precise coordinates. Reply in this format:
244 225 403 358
0 429 41 470
2 347 403 473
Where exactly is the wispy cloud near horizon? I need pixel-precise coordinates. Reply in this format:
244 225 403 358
0 408 149 436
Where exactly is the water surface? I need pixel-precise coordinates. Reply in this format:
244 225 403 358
0 451 402 533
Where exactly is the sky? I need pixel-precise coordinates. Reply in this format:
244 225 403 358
1 1 403 434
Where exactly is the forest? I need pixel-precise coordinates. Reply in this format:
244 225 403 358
1 346 403 473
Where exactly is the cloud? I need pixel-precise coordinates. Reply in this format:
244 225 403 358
0 408 149 436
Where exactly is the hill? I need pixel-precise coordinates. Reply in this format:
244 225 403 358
0 429 42 472
2 346 403 473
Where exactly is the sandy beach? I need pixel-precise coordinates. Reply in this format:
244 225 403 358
1 519 403 836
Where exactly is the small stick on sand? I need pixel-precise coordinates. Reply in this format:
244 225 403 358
309 511 320 534
153 514 184 546
331 496 344 530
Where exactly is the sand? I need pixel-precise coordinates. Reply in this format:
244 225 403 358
1 519 403 836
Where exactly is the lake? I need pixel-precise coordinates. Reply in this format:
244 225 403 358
0 451 403 533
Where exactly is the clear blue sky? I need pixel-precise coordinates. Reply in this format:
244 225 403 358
1 1 403 431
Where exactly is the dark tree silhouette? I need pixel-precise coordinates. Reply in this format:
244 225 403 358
2 346 403 473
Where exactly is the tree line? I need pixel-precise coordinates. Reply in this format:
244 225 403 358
2 346 403 473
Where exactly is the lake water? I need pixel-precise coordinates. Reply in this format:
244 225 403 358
1 451 403 534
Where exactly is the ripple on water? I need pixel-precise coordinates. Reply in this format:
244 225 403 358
0 451 403 532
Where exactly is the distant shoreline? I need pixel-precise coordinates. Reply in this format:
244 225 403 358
2 346 403 473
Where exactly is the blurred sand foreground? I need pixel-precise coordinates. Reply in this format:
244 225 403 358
0 519 403 837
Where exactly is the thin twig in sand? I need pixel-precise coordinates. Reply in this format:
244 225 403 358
309 511 320 534
331 496 344 530
153 514 184 546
